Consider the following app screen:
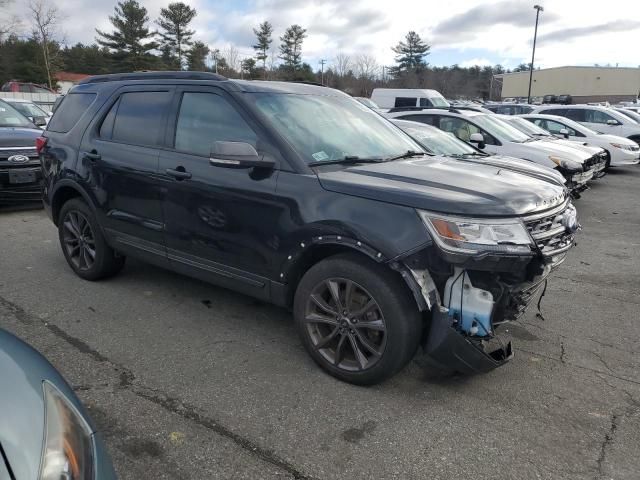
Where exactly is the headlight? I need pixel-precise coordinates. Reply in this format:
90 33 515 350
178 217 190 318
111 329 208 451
418 211 533 256
548 155 582 172
40 381 94 480
610 142 634 151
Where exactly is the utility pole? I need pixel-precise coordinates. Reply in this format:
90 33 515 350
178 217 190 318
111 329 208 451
319 59 327 85
527 4 544 104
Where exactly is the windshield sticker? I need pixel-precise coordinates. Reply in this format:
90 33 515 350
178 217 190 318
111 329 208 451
312 151 329 161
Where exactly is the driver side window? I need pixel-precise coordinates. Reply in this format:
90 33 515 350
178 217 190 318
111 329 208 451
439 117 495 145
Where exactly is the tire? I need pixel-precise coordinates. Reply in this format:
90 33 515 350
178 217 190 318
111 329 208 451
293 253 422 385
58 198 125 280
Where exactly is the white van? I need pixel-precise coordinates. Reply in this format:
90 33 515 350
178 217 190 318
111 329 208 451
370 88 449 110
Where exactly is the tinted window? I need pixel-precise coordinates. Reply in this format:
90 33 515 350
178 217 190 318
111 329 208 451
174 92 257 157
400 114 437 126
564 109 585 122
47 93 96 133
99 98 119 139
584 109 615 124
395 97 417 108
19 84 32 93
419 98 432 107
111 91 171 146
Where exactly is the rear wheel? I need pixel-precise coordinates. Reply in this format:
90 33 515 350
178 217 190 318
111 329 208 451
58 198 125 280
294 253 422 385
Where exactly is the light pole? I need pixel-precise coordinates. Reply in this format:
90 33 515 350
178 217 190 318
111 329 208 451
319 59 327 85
527 4 544 104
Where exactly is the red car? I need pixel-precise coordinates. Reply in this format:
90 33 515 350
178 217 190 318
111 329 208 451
1 81 56 94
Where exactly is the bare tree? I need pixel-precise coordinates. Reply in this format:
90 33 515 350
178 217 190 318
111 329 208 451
29 0 60 89
222 44 240 72
334 52 352 78
267 50 278 78
354 54 379 80
0 0 21 41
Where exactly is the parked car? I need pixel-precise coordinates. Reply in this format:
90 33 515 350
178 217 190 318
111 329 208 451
501 97 517 103
556 94 572 105
543 95 557 104
520 113 640 167
389 119 567 187
530 96 544 105
1 81 56 94
2 97 50 127
0 99 44 205
531 104 640 145
498 115 607 178
612 107 640 124
371 88 449 109
40 72 580 384
0 328 117 479
484 103 535 115
384 108 597 195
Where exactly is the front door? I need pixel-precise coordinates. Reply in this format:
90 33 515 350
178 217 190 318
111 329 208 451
158 87 282 299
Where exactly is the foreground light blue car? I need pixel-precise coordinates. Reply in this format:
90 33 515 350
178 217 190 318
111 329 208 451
0 328 116 479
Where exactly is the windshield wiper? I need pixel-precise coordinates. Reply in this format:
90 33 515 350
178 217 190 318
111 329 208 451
385 150 427 161
309 156 385 167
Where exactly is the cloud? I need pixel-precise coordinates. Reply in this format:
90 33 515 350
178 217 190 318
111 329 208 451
537 19 640 43
459 58 494 68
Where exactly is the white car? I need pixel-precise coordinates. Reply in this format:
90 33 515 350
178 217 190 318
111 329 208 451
370 88 449 110
520 113 640 167
498 115 607 177
530 104 640 145
384 108 598 194
1 97 51 128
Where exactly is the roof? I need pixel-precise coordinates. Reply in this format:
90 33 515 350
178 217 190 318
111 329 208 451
495 65 640 78
55 72 91 82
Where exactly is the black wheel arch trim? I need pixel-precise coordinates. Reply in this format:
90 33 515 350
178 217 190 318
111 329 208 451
50 178 98 225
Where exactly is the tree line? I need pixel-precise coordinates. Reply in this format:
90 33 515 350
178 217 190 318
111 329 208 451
0 0 526 100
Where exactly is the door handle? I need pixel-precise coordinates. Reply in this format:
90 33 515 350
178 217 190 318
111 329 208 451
165 167 192 180
83 152 101 162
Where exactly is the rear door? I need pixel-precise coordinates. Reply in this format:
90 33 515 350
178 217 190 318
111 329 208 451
79 85 173 265
157 86 281 299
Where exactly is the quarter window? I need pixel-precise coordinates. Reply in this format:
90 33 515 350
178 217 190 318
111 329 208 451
110 91 172 146
48 93 96 133
174 92 257 157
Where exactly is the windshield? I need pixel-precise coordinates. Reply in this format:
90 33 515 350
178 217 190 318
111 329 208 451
615 108 640 123
543 116 599 136
0 101 32 127
472 114 531 143
506 117 552 137
9 101 47 118
401 124 477 155
356 97 379 109
249 93 423 164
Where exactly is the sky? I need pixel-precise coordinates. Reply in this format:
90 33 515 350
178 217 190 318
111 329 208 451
7 0 640 71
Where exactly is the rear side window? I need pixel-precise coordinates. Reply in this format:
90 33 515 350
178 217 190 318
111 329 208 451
108 91 172 146
395 97 417 108
419 98 432 107
564 109 585 122
584 109 614 124
48 93 96 133
174 92 257 157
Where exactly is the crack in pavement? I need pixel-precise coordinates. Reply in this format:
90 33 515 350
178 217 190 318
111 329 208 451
595 413 619 479
0 294 315 480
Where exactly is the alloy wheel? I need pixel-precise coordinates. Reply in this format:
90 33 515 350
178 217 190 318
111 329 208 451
62 210 96 271
304 278 387 371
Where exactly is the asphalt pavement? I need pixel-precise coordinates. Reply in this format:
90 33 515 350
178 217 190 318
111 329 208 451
1 167 639 480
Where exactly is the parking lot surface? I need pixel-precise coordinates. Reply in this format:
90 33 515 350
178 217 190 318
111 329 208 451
1 167 639 480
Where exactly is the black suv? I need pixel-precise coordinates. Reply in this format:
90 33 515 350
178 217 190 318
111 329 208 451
0 100 43 205
40 72 579 385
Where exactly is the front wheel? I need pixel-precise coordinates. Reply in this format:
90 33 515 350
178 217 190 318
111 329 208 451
58 198 125 280
294 253 422 385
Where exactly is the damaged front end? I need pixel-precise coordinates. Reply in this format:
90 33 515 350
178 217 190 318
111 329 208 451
394 200 579 374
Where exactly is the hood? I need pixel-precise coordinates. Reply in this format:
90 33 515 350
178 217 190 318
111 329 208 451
591 133 638 146
0 127 41 147
551 138 603 155
0 329 96 480
462 154 566 186
523 139 592 163
315 155 568 217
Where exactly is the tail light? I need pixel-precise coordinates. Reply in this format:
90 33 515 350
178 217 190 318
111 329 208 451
36 136 48 154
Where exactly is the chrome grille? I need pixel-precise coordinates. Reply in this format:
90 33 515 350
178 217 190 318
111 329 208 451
0 147 38 159
524 201 576 258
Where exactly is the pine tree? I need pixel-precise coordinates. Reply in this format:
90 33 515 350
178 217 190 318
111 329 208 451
252 21 272 77
279 24 306 72
156 2 196 69
186 40 209 71
95 0 157 71
391 31 430 75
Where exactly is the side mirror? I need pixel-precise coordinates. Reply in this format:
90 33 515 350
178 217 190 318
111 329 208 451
606 119 619 126
559 128 570 139
469 132 486 149
32 116 47 127
209 141 274 169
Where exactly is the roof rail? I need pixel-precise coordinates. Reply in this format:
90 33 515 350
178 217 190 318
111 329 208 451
78 71 227 84
290 81 327 87
387 106 460 114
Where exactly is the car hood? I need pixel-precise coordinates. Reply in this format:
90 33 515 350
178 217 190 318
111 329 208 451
592 133 638 146
551 138 603 155
459 154 566 186
0 329 96 480
0 127 41 147
523 139 592 162
315 155 568 217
